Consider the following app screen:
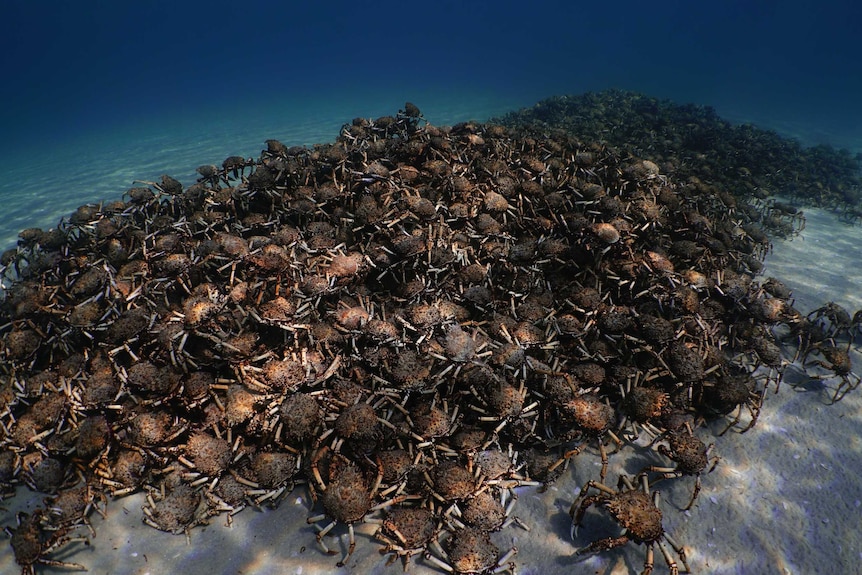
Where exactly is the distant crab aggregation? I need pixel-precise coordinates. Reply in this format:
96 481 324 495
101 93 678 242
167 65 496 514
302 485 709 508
0 95 857 574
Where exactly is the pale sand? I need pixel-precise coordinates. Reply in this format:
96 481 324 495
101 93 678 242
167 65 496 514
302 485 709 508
2 205 862 575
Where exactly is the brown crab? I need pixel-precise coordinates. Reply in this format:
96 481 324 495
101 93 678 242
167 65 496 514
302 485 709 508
570 474 689 575
617 371 671 439
177 430 236 485
551 392 622 481
307 446 389 566
702 365 764 435
804 342 861 402
425 460 480 504
5 510 89 575
204 472 249 525
142 479 206 538
807 302 853 340
373 505 439 570
449 487 529 533
425 527 517 575
641 428 718 510
245 449 299 506
44 481 107 537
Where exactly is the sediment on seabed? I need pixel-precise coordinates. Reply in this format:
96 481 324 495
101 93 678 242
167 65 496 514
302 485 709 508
1 95 860 574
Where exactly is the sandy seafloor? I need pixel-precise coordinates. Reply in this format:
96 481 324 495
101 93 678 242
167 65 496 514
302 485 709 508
2 99 862 575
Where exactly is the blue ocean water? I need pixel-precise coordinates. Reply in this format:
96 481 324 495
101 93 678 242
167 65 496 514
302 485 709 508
2 1 861 253
2 3 862 574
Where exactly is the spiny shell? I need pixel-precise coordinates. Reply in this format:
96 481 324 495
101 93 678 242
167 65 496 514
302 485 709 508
592 222 620 244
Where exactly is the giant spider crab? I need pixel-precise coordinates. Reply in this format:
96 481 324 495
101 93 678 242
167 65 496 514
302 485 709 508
570 473 690 575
